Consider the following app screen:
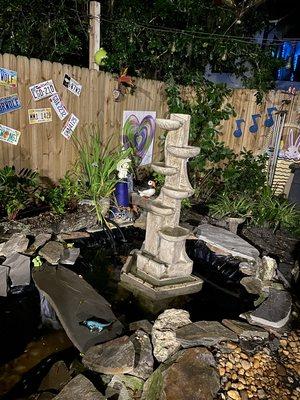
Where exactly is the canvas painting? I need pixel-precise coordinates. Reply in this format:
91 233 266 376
122 111 156 166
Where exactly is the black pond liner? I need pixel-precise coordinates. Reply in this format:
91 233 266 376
1 226 257 399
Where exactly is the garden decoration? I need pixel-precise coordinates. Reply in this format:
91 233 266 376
61 114 79 140
29 79 56 101
121 113 203 300
28 108 52 124
113 67 136 102
233 118 245 138
0 94 21 116
63 74 82 97
115 157 131 207
278 124 300 160
249 114 261 134
0 124 20 145
264 107 277 127
49 93 68 120
0 67 17 88
94 47 108 66
122 111 156 166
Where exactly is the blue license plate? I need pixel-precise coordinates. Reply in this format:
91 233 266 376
0 94 21 115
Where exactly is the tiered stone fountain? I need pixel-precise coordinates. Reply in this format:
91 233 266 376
121 114 203 300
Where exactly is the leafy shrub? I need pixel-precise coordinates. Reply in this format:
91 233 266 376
209 193 252 219
0 166 41 219
46 174 78 214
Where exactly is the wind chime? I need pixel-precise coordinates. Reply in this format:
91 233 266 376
267 87 297 186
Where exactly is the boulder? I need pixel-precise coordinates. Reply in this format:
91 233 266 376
53 374 105 400
129 319 153 335
39 241 64 265
82 336 135 375
130 330 154 380
241 289 292 329
59 205 98 233
105 375 144 400
195 224 259 263
256 256 277 282
176 321 238 348
221 319 269 340
240 276 264 295
39 361 71 391
151 309 191 362
3 253 31 286
60 248 80 265
239 261 257 276
0 265 9 297
141 348 220 400
26 233 52 255
0 233 29 257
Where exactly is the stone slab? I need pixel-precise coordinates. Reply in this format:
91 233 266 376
242 289 292 329
0 233 29 257
129 320 153 335
39 241 64 265
82 336 135 374
176 321 238 347
26 233 52 255
3 253 31 286
222 319 269 340
33 265 123 353
57 231 90 241
60 248 80 265
130 330 154 380
39 361 71 391
0 265 9 297
53 374 105 400
195 224 260 262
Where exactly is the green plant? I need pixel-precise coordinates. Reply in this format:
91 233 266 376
153 172 165 191
0 166 40 219
73 128 132 222
252 186 300 233
209 193 252 219
46 174 78 214
221 150 268 196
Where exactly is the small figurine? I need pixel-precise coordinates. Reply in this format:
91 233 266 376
113 67 136 102
116 157 131 179
79 317 113 332
138 180 156 198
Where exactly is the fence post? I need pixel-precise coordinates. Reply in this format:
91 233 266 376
89 1 101 70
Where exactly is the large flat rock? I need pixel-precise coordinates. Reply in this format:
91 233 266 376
33 265 123 353
82 335 135 374
176 321 238 347
3 253 31 286
53 374 105 400
195 224 260 262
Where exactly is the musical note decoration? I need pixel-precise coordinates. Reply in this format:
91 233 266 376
249 114 261 134
233 119 245 138
264 107 277 128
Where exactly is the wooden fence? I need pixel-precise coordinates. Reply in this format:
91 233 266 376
0 53 168 181
0 52 300 181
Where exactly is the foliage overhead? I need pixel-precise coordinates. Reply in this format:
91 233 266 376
0 0 281 95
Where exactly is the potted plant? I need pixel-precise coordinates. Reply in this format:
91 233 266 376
73 128 132 223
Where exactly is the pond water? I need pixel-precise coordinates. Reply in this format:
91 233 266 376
0 226 256 398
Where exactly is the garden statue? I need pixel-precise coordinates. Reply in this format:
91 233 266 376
121 113 203 300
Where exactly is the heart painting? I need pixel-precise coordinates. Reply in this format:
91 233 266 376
122 111 156 166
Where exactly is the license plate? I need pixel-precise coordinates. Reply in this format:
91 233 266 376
0 124 21 145
28 108 52 124
0 68 17 88
61 114 79 139
63 74 82 97
29 80 57 101
49 93 68 120
0 94 21 115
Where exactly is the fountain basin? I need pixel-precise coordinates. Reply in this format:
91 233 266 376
151 162 178 176
167 145 200 159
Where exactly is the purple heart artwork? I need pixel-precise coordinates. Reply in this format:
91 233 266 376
122 111 156 165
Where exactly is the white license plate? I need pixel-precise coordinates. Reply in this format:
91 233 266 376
29 80 56 101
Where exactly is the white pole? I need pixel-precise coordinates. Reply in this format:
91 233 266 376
89 1 101 70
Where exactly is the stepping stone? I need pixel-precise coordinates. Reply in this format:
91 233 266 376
176 321 238 348
39 241 64 265
0 265 9 297
0 233 29 257
222 319 269 340
106 375 144 400
129 319 153 335
27 233 52 255
141 347 219 400
82 336 135 374
57 231 90 241
3 253 31 286
53 374 105 400
195 224 260 262
33 265 123 353
130 330 154 380
241 289 292 329
39 361 71 391
60 248 80 265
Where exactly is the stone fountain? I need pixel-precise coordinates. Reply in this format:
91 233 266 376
121 114 203 300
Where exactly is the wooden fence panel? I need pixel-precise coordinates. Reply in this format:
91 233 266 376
1 52 299 181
